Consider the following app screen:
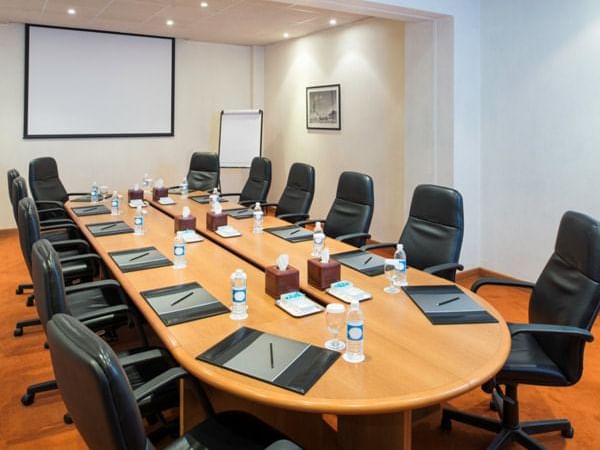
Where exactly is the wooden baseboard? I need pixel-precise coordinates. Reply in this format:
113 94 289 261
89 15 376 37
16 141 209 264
456 267 523 283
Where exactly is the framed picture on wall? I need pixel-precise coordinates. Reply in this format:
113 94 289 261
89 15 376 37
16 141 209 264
306 84 341 130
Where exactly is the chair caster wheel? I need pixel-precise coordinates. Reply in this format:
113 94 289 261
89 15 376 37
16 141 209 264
26 296 35 307
21 393 34 406
562 427 574 438
440 417 452 431
64 413 73 424
489 400 498 411
44 341 49 350
14 328 23 337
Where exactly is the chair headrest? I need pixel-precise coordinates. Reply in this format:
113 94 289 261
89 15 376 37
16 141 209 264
29 157 59 181
190 152 219 172
287 163 315 191
408 184 464 228
555 211 600 282
249 157 272 181
336 171 374 206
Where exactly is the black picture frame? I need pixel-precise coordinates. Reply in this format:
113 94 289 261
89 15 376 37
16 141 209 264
306 84 341 130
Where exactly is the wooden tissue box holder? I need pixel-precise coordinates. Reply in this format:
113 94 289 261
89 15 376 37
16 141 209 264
307 258 341 290
128 189 144 202
206 212 227 231
152 186 168 201
175 215 196 232
265 265 300 299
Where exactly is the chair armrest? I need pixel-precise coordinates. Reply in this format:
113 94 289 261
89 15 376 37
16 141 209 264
38 208 68 219
261 202 279 208
40 218 74 227
277 212 309 221
76 304 130 323
423 262 464 275
509 323 594 342
360 242 397 251
52 239 90 253
119 349 166 367
295 218 326 227
66 192 89 197
471 278 535 293
219 192 241 198
36 200 65 209
59 253 102 278
239 199 264 207
133 367 188 403
335 232 371 245
64 279 121 295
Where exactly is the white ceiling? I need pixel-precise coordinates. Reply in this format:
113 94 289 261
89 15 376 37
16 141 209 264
0 0 368 45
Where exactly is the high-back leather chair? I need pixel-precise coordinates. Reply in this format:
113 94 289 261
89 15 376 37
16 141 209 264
273 163 315 222
11 176 67 225
362 184 464 281
221 156 272 205
298 171 374 247
7 168 20 201
29 157 70 203
186 152 220 191
46 313 302 450
442 211 600 449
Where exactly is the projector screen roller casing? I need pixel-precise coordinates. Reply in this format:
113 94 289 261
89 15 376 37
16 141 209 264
24 24 175 138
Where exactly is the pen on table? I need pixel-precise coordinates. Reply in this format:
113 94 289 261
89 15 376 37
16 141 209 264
100 223 117 230
129 251 149 262
437 296 460 307
364 256 372 265
269 342 274 369
171 291 193 307
289 229 300 236
83 206 98 211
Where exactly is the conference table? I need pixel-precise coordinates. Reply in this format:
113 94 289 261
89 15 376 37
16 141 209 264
65 192 510 450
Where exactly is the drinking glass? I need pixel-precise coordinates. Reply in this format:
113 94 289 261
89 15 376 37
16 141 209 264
325 303 346 351
383 259 400 294
99 185 109 200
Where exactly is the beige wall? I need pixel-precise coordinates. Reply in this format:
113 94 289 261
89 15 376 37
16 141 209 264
263 18 405 242
0 23 260 228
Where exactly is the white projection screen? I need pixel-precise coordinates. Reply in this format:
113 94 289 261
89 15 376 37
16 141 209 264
24 25 175 138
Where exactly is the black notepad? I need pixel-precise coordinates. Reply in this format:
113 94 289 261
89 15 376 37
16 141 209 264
86 220 133 237
190 195 229 204
331 250 385 276
108 246 172 273
402 285 498 325
140 282 229 326
72 204 111 216
265 225 313 243
223 207 254 219
198 327 340 395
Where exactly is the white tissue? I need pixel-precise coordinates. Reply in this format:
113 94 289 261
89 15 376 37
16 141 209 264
154 178 164 188
214 202 222 214
321 248 330 264
277 254 289 271
182 206 190 218
134 183 139 191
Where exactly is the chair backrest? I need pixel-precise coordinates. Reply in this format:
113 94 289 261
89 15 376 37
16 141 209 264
46 314 148 450
399 184 464 281
324 171 374 247
10 176 29 222
239 157 272 204
29 157 68 203
529 211 600 384
17 197 42 275
31 239 71 331
7 168 20 201
186 152 220 192
275 163 315 221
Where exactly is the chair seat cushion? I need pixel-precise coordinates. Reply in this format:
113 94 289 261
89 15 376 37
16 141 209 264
67 288 127 330
496 325 569 386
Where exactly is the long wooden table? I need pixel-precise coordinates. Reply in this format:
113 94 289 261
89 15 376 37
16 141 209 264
66 195 510 450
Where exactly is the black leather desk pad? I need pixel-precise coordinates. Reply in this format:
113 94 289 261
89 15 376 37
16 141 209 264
190 195 229 205
223 207 254 219
331 250 385 276
141 282 229 326
72 204 111 216
198 327 340 395
86 220 133 237
264 225 313 243
402 285 498 325
108 246 172 273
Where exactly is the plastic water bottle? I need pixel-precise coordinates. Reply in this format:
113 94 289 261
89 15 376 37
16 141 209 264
230 269 248 320
344 299 365 363
209 188 219 212
312 221 325 257
252 202 263 233
142 173 150 191
394 243 408 286
110 191 120 216
173 231 186 269
134 206 144 235
180 178 189 199
90 181 99 203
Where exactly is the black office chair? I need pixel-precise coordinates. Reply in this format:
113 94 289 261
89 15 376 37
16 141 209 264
297 171 374 247
441 211 600 450
361 184 464 281
14 197 100 335
23 240 170 417
47 313 302 450
261 162 315 223
221 156 272 206
183 152 220 192
28 157 86 203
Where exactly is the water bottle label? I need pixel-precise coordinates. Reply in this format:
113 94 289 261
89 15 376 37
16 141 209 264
134 216 143 226
314 234 324 244
232 287 246 303
347 322 364 341
174 244 185 256
112 199 119 208
398 259 406 272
